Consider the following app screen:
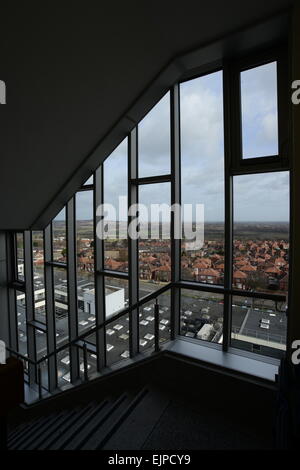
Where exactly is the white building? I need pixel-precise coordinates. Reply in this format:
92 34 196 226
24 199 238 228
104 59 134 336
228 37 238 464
82 285 125 318
17 282 125 319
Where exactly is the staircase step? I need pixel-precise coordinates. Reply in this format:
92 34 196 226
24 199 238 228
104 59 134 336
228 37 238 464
54 398 112 450
8 415 43 445
50 400 109 450
81 388 148 450
39 402 97 450
8 412 58 449
65 393 129 450
10 410 68 450
26 408 81 450
7 384 169 451
103 387 169 450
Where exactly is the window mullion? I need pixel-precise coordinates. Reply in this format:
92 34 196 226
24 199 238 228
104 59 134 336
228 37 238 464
222 64 234 351
66 197 80 383
128 128 139 357
94 165 107 370
171 84 181 339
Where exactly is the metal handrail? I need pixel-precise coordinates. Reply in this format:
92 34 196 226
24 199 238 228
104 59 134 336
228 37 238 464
232 325 286 344
5 346 36 365
7 282 171 367
176 280 287 303
7 279 287 371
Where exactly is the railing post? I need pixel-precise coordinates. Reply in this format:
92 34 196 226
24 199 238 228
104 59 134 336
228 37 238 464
83 343 88 382
38 365 42 400
154 299 160 353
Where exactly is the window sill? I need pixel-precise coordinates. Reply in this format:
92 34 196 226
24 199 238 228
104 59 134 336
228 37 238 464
166 337 280 384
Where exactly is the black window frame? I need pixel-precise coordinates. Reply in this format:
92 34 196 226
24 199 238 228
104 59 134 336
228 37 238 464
229 46 290 173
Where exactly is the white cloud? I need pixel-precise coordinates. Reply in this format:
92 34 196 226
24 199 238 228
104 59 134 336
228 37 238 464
260 112 278 142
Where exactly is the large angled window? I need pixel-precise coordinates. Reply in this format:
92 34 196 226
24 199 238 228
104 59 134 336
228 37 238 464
7 46 290 399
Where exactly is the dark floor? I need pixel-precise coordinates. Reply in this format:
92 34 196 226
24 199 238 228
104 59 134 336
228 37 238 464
143 396 273 450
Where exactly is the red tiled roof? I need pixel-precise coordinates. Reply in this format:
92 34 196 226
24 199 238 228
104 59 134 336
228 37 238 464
265 266 281 274
233 270 247 279
199 268 220 277
240 264 257 272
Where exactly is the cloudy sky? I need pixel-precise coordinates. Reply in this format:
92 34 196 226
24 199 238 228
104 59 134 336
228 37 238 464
62 64 289 224
241 62 279 158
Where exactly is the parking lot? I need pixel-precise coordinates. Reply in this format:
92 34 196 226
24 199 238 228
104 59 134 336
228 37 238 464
16 273 287 388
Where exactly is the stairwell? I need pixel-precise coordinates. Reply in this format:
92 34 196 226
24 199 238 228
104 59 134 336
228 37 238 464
6 352 277 450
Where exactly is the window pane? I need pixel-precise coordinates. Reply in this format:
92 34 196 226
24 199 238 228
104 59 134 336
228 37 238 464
77 281 96 333
180 72 225 285
16 233 24 281
53 267 68 344
84 332 98 348
103 139 128 272
231 296 287 358
138 183 171 299
180 289 224 344
233 172 289 295
57 350 71 387
105 277 128 319
83 175 93 186
138 93 170 177
38 357 49 392
79 276 128 352
106 317 130 367
78 348 94 381
32 231 46 323
76 190 95 334
84 336 102 374
16 290 27 356
86 277 128 366
52 208 67 261
138 289 171 353
35 329 47 360
241 62 279 159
